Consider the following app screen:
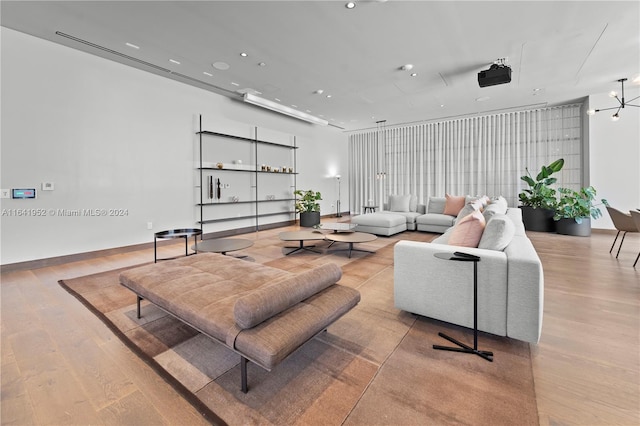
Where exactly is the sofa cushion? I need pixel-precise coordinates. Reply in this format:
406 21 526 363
409 195 418 212
234 263 343 329
416 213 456 228
448 210 486 247
443 194 466 216
389 194 411 212
479 214 515 251
427 197 446 214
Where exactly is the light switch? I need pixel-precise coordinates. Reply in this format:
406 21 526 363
0 189 10 199
41 182 55 191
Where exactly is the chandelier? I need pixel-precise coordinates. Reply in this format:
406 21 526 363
587 78 640 121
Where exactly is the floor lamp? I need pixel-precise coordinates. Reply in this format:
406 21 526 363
336 175 342 217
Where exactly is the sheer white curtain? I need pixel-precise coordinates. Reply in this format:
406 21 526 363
349 104 582 212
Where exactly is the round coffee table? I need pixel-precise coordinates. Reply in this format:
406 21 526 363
191 238 254 256
278 230 326 255
325 232 377 258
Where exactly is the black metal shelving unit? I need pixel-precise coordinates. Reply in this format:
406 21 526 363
196 115 297 233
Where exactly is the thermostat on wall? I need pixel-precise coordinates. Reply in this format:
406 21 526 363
12 189 37 199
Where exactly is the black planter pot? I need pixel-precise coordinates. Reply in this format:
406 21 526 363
555 217 591 237
520 206 556 232
299 211 320 227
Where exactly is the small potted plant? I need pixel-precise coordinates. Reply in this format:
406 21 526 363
553 186 606 236
518 158 564 232
294 189 322 227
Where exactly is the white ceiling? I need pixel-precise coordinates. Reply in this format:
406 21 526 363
2 0 639 131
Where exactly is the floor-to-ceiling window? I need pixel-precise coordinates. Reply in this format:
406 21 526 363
349 103 582 213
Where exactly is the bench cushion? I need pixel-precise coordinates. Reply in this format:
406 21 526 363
120 253 360 369
234 263 342 329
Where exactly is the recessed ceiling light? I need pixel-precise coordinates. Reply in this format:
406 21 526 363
401 64 414 71
258 62 266 67
203 72 213 77
291 104 298 108
411 73 418 77
240 52 248 57
476 96 491 102
212 61 230 70
231 82 240 86
125 42 140 49
440 104 445 108
345 2 356 9
315 89 324 95
275 98 281 102
326 95 332 98
169 59 180 65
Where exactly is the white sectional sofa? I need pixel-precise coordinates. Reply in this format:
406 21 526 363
393 205 544 344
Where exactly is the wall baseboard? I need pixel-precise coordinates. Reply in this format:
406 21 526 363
1 220 296 273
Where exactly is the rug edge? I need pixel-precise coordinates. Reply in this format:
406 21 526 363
58 278 228 426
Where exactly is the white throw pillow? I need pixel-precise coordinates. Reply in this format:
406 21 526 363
389 194 411 212
478 214 515 251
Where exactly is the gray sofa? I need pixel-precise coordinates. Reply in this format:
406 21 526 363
394 207 544 344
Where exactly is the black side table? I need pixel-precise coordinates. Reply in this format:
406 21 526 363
154 228 202 263
432 252 493 362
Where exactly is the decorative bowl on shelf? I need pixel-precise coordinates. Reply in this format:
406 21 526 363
216 162 224 169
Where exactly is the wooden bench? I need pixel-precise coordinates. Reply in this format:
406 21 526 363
119 253 360 393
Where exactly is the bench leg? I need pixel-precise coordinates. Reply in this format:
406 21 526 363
241 357 248 393
137 296 143 319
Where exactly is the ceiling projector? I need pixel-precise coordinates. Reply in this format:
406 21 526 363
478 64 512 87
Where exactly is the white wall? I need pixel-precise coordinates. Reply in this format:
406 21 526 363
588 89 640 229
0 28 348 265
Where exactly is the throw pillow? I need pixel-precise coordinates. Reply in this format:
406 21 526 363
389 194 411 212
455 200 483 224
443 194 466 216
448 210 486 248
427 197 446 214
479 214 515 251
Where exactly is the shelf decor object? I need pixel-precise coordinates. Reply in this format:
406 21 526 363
587 78 640 121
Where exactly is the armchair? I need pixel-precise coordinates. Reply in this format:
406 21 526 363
605 206 638 258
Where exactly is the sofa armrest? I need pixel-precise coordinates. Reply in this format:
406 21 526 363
394 241 508 336
504 236 544 343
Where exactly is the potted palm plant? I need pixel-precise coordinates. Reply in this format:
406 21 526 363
294 189 322 227
553 186 605 236
518 158 564 232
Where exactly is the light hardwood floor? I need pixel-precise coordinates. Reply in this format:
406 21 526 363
1 223 638 425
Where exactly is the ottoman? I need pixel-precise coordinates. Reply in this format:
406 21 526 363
351 212 407 236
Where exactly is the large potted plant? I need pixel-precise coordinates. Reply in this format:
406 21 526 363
518 158 564 232
553 186 605 237
294 189 322 227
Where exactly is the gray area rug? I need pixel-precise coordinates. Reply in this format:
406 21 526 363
59 237 538 425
